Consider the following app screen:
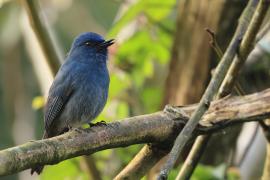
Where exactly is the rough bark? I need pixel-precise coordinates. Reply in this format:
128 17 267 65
1 88 270 177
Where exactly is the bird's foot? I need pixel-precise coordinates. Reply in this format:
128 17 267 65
65 124 85 134
89 120 107 127
67 124 73 131
73 127 85 133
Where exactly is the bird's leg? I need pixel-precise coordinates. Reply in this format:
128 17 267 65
89 120 107 127
73 127 85 133
67 124 72 131
66 123 84 133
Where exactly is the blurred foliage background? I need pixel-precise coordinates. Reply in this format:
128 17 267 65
0 0 270 180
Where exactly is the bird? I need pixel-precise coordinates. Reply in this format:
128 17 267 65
31 32 114 175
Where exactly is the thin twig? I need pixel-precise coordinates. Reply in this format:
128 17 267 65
175 135 211 180
218 0 270 98
255 21 270 42
206 28 244 95
205 28 224 58
157 1 262 179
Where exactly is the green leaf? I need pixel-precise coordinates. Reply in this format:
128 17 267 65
108 0 176 37
144 0 176 21
41 157 87 180
108 0 144 37
143 60 154 77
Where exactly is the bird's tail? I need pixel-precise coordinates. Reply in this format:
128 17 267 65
30 165 44 175
30 132 48 175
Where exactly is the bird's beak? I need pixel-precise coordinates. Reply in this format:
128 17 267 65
99 39 115 48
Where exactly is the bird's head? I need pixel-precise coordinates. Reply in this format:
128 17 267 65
68 32 114 63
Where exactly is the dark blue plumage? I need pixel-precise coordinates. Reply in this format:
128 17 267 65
31 32 113 175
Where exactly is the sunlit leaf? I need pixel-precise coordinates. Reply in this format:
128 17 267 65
144 0 176 21
32 96 45 110
143 59 154 77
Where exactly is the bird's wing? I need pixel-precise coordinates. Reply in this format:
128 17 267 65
44 82 74 137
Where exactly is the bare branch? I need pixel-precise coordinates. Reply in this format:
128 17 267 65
114 145 168 180
158 0 263 178
177 1 270 178
218 0 270 98
1 89 270 177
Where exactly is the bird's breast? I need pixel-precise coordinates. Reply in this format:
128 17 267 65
63 70 109 125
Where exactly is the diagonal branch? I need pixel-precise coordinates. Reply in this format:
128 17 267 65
177 0 270 178
1 88 270 177
21 0 62 74
114 145 169 180
218 0 270 98
158 0 262 179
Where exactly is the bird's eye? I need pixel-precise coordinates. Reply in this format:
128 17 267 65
85 42 92 46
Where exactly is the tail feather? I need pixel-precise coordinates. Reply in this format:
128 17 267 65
30 132 48 175
31 165 44 175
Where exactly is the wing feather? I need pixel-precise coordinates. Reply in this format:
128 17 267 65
44 84 74 137
45 96 64 131
43 61 76 137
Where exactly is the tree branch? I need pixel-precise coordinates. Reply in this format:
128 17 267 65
21 0 62 74
177 0 270 177
218 0 269 97
114 145 168 180
1 88 270 177
158 0 262 178
176 135 211 180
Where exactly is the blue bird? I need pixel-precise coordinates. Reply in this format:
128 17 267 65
31 32 113 175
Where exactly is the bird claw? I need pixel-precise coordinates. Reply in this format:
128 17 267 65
73 127 85 133
67 124 73 131
89 120 107 127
